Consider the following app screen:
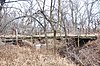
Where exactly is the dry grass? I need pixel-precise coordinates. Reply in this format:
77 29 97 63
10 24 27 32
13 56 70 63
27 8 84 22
58 37 100 66
0 44 76 66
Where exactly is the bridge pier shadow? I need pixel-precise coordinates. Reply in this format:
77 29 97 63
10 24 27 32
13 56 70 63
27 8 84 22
75 38 97 47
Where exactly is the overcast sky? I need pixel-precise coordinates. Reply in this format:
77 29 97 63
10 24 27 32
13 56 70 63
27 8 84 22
1 0 100 29
4 0 100 21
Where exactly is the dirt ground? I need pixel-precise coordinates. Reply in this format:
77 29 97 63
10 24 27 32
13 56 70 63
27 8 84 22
0 44 76 66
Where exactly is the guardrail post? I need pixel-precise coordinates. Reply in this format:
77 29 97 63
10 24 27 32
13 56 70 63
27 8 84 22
77 28 80 47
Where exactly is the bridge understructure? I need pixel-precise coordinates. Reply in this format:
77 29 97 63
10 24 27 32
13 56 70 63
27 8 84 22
0 33 97 47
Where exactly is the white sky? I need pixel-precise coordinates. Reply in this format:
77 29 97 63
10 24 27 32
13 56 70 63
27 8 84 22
4 0 100 27
4 0 52 16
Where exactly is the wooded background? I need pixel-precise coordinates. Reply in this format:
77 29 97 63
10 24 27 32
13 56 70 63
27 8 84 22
0 0 100 35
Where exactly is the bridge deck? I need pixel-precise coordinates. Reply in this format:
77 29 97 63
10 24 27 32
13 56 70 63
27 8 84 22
0 33 97 39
